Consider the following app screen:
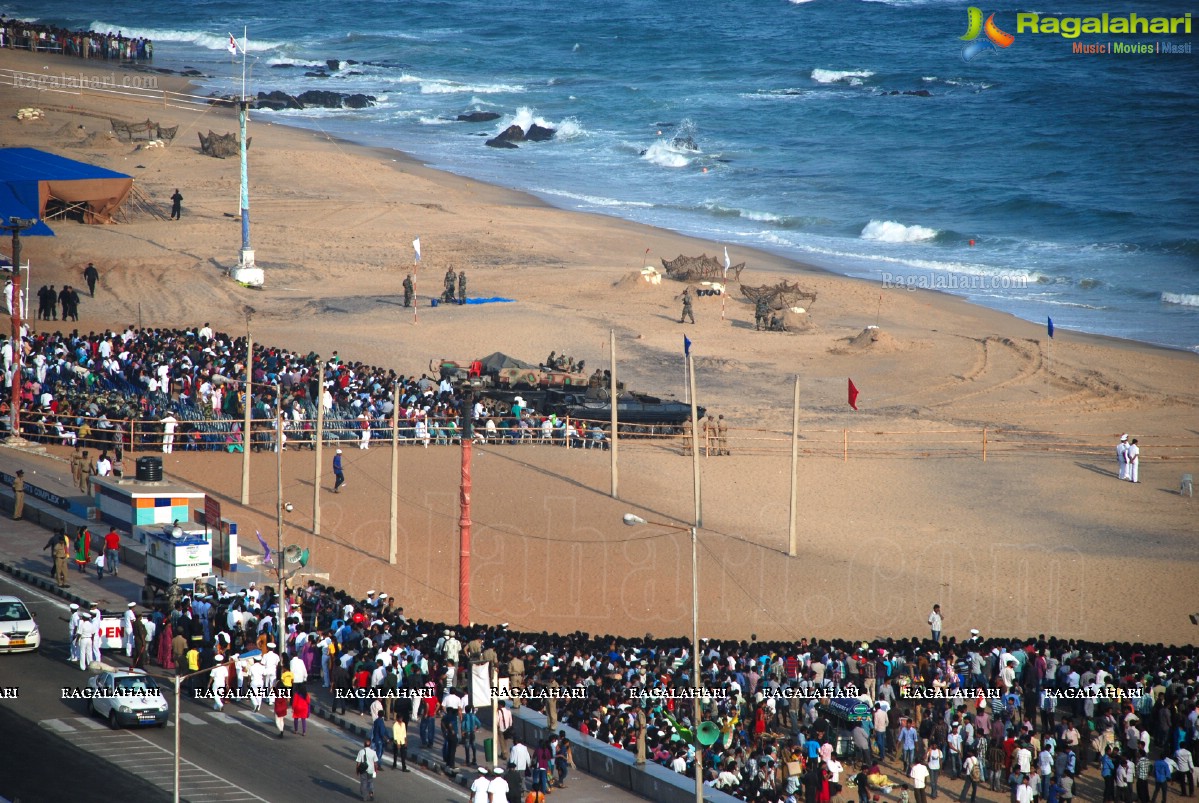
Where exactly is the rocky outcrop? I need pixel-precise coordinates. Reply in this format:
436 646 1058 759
458 111 502 123
255 90 303 111
252 89 377 111
486 124 525 148
887 89 932 97
525 123 556 141
344 93 375 109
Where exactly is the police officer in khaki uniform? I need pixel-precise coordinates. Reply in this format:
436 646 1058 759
70 446 86 490
11 469 25 520
507 652 525 709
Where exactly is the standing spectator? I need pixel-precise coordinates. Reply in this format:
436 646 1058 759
292 686 310 735
874 703 890 761
1127 438 1140 483
160 413 178 453
83 262 99 297
273 692 289 738
928 604 943 643
927 743 943 799
1138 751 1155 803
461 704 480 767
961 750 981 803
11 469 24 520
911 759 931 803
901 719 919 772
1117 434 1130 480
170 188 183 220
391 713 409 771
1174 744 1194 798
1153 754 1175 803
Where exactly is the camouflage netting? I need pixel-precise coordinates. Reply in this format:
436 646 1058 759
661 253 745 283
198 130 252 159
740 280 817 311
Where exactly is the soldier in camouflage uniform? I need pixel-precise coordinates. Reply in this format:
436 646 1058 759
457 270 467 305
443 267 457 304
402 274 414 307
679 288 695 324
755 296 770 331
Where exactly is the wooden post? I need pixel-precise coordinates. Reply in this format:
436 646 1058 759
240 331 252 505
843 429 848 463
982 427 988 462
787 377 800 557
610 329 618 499
565 415 571 449
389 381 399 564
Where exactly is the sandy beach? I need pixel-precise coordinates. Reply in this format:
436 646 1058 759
2 49 1197 646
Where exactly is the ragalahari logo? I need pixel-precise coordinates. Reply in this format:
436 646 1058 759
960 7 1015 61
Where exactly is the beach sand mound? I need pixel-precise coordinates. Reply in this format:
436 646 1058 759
612 269 662 291
71 129 122 148
831 326 901 354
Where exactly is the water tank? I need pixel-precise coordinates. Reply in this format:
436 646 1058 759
135 456 163 482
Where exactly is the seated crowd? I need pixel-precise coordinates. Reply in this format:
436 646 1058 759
136 574 1199 803
1 324 609 453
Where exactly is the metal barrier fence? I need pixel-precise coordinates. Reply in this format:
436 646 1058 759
1 67 219 113
17 411 1199 463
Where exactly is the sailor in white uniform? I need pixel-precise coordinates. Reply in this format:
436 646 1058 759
1117 434 1129 480
76 613 96 671
123 602 138 657
67 603 81 663
210 655 228 710
89 605 104 665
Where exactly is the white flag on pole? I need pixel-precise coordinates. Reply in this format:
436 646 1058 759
470 662 492 705
412 237 421 264
227 33 238 55
723 246 731 277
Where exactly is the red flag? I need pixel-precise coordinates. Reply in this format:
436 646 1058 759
848 378 859 410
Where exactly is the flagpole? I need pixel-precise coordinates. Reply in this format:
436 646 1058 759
231 27 261 286
688 351 702 528
412 237 420 324
787 376 799 557
610 328 618 499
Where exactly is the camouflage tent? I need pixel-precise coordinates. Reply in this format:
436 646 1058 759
740 280 817 311
661 253 745 283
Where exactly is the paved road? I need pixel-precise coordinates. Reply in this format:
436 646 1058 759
0 571 470 803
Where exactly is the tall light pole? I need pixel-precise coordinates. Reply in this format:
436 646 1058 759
275 385 286 666
173 649 261 803
622 513 703 803
458 391 474 627
2 216 35 445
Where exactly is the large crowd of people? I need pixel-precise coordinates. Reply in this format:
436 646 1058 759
112 571 1199 803
0 17 154 61
0 323 614 456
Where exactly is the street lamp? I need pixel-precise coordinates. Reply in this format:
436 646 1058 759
173 649 261 802
622 513 703 803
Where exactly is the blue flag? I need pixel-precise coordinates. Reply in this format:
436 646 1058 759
683 335 692 356
1047 317 1054 338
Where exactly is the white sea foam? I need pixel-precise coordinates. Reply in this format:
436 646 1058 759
553 117 587 140
88 21 283 51
641 139 692 168
1162 292 1199 307
420 79 525 94
811 68 874 86
861 219 939 243
418 116 457 125
533 188 654 209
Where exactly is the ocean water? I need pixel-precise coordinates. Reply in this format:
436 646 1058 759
9 0 1199 351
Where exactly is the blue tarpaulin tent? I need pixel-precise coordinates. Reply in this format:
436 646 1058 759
0 147 133 233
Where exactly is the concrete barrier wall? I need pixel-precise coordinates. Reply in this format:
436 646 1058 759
509 707 741 803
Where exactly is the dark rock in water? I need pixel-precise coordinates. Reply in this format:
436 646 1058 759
180 68 204 77
525 123 556 142
326 59 341 71
304 71 330 79
296 89 346 108
457 111 502 123
270 62 293 69
671 134 699 151
344 93 376 109
655 121 676 128
345 71 364 76
890 89 932 97
256 90 303 111
485 125 524 148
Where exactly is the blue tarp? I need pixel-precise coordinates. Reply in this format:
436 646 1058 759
0 147 133 232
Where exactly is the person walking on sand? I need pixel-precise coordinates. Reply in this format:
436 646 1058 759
679 287 695 324
83 262 99 297
333 448 345 492
1127 438 1140 483
170 188 183 220
1117 434 1129 480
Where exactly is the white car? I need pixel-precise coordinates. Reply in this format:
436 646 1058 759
0 595 41 653
86 669 170 728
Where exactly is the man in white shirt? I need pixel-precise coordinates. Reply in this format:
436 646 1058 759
354 739 378 801
910 760 930 803
928 604 943 643
289 653 308 685
1015 775 1034 803
160 413 179 453
509 737 531 772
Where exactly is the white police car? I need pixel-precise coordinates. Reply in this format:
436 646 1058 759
86 669 169 728
0 595 41 653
